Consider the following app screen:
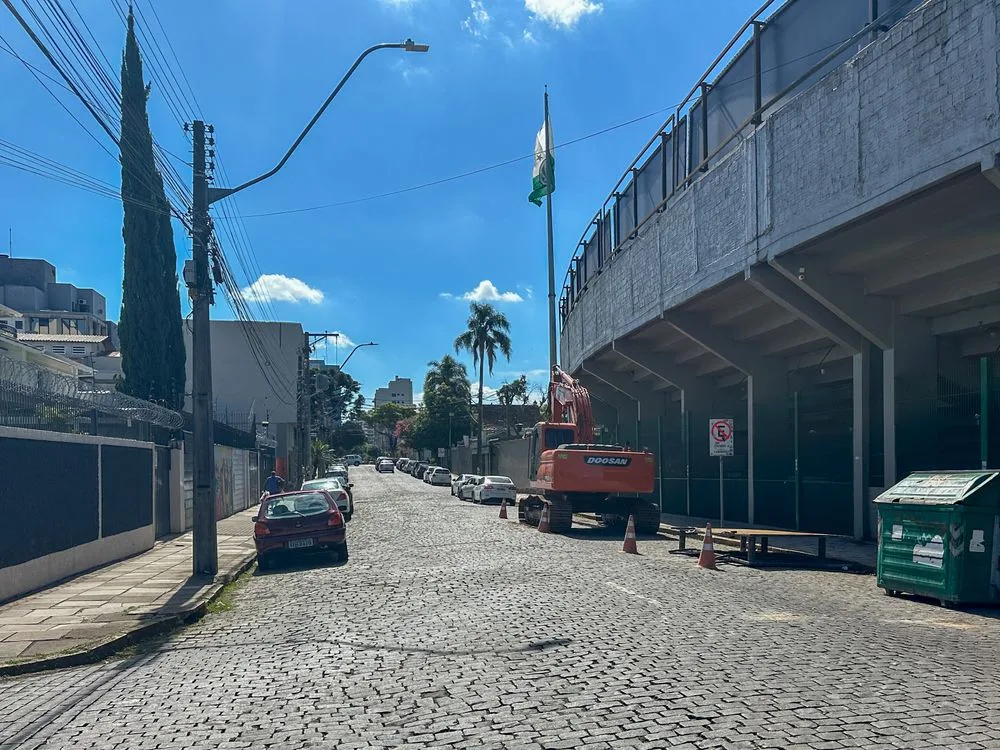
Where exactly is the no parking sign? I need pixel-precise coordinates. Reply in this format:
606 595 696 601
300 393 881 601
709 418 734 457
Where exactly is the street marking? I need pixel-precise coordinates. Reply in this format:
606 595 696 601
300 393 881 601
605 581 662 606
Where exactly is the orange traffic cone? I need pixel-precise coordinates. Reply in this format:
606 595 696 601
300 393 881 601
538 503 551 533
698 523 717 570
622 514 638 554
499 498 508 519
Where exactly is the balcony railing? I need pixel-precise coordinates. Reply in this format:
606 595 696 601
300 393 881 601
559 0 923 330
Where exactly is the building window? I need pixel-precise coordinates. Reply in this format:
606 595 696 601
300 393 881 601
14 320 22 330
72 345 86 356
34 317 51 334
52 345 66 354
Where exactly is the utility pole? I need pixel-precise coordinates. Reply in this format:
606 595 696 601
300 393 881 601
190 120 217 577
299 332 313 483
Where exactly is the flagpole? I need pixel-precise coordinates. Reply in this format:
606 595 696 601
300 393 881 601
544 87 557 375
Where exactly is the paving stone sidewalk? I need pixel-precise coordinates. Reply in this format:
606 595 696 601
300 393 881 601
0 507 257 672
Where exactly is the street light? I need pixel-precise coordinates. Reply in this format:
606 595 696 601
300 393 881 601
338 341 377 371
206 39 430 204
188 39 428 577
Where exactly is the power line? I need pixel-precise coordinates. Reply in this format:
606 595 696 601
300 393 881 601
239 36 856 220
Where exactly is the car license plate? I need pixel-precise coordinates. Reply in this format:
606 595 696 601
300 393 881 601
287 538 314 549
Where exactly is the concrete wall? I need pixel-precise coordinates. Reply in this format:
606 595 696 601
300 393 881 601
562 0 1000 371
181 440 258 531
182 320 301 424
489 438 532 492
0 427 155 603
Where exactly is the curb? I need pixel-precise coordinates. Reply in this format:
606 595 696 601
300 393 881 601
0 551 257 678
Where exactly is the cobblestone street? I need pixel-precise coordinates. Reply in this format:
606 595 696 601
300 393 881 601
2 467 1000 749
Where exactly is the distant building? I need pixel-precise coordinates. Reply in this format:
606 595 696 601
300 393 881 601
374 376 413 408
0 256 113 362
183 320 302 478
0 323 93 380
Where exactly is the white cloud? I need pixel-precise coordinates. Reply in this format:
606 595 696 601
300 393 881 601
522 28 538 44
393 58 430 83
442 279 524 303
241 274 323 304
462 0 491 37
330 331 356 349
482 385 499 401
524 0 601 28
413 391 424 406
517 284 534 300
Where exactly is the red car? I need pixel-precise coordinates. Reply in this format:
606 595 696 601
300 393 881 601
253 490 348 569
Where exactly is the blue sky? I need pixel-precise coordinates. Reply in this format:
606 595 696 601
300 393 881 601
1 0 759 405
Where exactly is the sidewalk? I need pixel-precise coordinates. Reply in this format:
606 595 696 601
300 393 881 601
0 507 257 675
657 511 877 569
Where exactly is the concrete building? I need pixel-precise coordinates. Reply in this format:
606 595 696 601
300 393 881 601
374 376 413 407
0 256 111 337
557 0 1000 540
0 324 93 380
182 320 302 478
0 256 116 368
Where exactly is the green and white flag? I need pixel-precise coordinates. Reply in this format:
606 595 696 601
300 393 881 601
528 116 555 206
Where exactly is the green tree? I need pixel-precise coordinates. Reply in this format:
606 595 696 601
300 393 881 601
497 374 529 437
454 302 512 472
328 421 365 454
118 9 185 409
421 355 472 453
310 439 329 480
310 368 362 442
365 402 415 451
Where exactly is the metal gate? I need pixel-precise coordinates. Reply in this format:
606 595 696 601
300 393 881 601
154 446 172 538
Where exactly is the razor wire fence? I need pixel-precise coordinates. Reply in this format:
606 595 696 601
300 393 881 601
0 351 183 442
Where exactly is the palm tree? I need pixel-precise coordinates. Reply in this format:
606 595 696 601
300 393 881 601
454 302 512 472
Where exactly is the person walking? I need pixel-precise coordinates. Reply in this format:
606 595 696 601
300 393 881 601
263 470 285 496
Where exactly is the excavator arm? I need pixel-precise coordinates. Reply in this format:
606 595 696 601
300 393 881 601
549 366 594 444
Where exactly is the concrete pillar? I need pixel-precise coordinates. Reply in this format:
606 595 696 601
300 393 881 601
681 384 717 519
170 446 185 533
748 366 793 528
853 344 871 540
885 315 936 485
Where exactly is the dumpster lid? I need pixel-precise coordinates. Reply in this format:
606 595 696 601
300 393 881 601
874 470 1000 505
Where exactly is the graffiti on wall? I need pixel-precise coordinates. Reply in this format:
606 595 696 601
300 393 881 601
214 445 235 520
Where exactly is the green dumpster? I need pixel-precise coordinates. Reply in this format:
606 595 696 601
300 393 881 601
875 470 1000 606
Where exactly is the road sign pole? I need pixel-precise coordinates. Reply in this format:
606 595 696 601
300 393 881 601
719 455 724 526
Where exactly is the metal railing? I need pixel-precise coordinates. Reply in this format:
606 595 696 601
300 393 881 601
559 0 923 330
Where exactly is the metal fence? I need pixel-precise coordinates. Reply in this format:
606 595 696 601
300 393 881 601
559 0 923 325
0 352 183 443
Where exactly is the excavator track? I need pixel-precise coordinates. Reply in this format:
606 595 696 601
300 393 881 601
518 493 573 534
600 498 662 535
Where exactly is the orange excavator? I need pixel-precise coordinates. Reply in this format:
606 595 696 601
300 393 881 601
518 366 660 534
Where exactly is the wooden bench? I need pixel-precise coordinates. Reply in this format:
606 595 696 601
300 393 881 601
673 526 839 566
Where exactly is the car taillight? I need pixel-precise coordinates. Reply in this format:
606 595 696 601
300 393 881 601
254 521 269 536
328 511 344 527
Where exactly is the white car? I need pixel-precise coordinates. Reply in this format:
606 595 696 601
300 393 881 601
428 467 452 486
451 473 475 496
458 475 482 501
376 459 394 473
300 477 354 521
473 476 517 505
343 454 362 466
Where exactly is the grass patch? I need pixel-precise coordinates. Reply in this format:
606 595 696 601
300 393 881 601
206 566 255 614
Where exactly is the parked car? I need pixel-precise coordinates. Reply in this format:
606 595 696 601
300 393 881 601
326 464 350 483
451 473 475 496
428 467 452 486
413 461 429 478
458 475 482 501
301 477 354 521
377 459 395 473
343 454 362 466
253 490 347 569
474 476 517 505
423 466 439 482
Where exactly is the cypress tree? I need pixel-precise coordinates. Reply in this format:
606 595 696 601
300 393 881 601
118 9 186 409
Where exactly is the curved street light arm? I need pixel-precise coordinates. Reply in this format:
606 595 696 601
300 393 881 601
207 40 427 204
